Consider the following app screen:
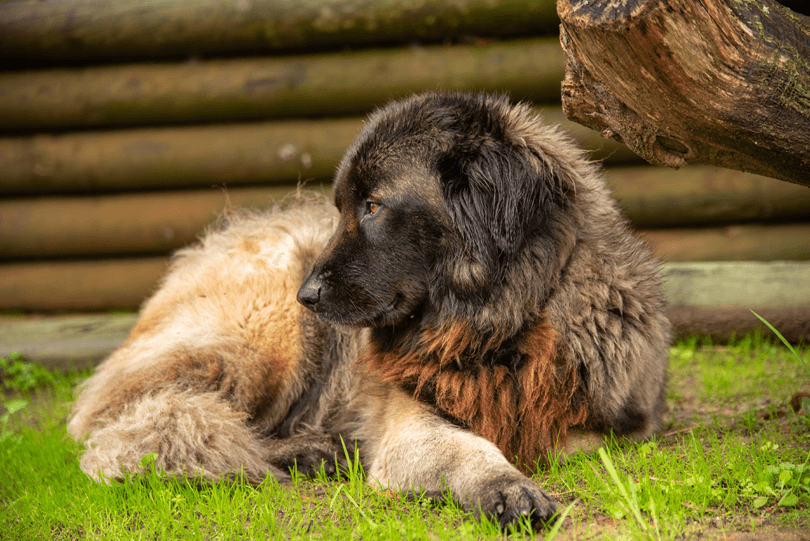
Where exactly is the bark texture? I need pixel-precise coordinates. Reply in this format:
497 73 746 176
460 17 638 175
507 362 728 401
558 0 810 186
0 0 557 65
0 38 565 132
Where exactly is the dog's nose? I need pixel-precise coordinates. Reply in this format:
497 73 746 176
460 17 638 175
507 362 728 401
297 276 322 310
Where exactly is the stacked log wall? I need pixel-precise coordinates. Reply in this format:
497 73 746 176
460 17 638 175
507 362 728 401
0 0 808 361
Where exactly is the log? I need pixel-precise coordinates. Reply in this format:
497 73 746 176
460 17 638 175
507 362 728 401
640 224 810 262
3 262 809 365
668 307 810 344
604 166 810 228
558 0 810 186
0 258 167 312
0 185 321 259
0 38 565 132
0 119 359 194
0 108 636 195
2 170 809 259
0 0 558 65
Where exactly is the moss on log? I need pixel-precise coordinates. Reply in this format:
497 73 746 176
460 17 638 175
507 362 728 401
663 261 810 309
0 108 637 195
0 186 318 259
0 38 564 132
0 0 558 65
641 224 810 262
605 166 810 228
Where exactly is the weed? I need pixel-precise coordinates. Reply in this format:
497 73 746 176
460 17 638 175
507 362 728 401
1 352 90 394
0 397 27 446
0 352 56 392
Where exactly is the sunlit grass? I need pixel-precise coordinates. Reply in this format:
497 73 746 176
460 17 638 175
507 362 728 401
1 334 808 540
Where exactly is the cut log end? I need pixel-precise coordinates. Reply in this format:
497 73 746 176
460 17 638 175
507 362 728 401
557 0 810 186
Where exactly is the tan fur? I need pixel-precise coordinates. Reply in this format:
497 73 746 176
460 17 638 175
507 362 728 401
69 202 342 482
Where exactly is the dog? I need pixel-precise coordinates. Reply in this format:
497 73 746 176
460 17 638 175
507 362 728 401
69 92 670 529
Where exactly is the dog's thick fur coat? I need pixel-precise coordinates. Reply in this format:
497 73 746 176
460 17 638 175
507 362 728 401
69 92 670 528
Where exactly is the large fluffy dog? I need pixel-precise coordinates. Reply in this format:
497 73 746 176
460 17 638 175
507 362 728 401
69 92 670 528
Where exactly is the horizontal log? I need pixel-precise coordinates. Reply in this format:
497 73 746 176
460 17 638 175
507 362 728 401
3 262 809 364
2 174 809 259
0 0 558 65
6 307 809 368
0 38 565 132
0 119 358 194
641 224 810 262
0 108 636 195
0 185 319 259
668 307 810 345
0 258 167 312
604 167 810 228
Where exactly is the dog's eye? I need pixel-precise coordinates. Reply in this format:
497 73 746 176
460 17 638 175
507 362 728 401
365 202 381 216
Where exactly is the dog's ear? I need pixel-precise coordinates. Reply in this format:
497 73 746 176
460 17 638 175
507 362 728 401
438 140 566 280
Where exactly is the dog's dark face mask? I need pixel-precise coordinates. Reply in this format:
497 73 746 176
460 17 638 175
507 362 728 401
297 152 447 327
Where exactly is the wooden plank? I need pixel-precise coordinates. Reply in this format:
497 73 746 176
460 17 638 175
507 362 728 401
0 314 138 370
640 224 810 262
0 108 636 195
2 262 809 365
662 262 810 309
0 185 319 258
0 0 558 65
0 38 565 132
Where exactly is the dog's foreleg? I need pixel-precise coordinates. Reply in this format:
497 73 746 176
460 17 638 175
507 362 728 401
354 387 557 529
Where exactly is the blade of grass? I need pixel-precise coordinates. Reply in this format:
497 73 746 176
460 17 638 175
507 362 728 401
751 311 810 375
598 447 648 532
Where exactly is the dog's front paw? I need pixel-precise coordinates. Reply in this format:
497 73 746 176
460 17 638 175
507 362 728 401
469 473 557 529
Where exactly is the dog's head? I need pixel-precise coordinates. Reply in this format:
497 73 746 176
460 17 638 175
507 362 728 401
297 92 580 327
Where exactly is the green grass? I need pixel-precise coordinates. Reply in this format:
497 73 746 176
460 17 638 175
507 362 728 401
1 334 809 540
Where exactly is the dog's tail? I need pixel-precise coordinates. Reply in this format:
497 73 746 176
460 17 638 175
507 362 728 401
74 388 288 484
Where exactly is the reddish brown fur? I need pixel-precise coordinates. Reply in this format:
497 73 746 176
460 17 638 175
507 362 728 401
367 319 587 471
